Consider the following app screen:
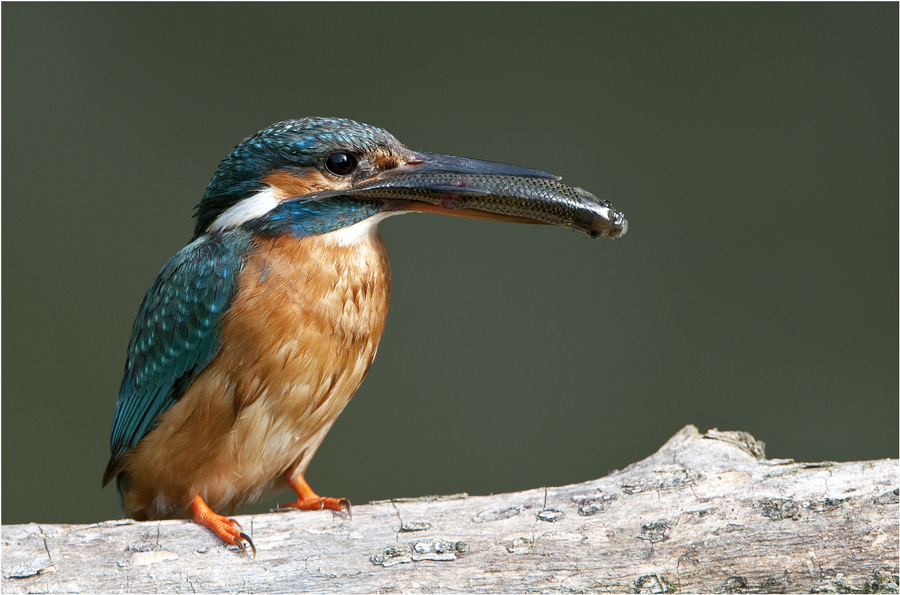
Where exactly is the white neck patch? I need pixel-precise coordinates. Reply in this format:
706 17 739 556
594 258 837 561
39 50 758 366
207 187 280 233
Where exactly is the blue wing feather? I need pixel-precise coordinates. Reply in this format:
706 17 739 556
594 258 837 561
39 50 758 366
103 230 251 485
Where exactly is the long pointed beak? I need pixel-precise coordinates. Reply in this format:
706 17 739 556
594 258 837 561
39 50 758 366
400 151 561 180
349 151 627 239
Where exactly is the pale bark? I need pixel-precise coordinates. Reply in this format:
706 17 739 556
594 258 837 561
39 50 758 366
3 425 897 593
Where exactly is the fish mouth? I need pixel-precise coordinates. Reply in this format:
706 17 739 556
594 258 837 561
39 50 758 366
347 150 628 239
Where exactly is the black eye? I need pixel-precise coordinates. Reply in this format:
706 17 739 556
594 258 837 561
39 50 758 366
324 152 357 176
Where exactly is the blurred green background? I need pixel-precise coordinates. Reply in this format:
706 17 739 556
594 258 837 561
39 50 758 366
3 4 896 526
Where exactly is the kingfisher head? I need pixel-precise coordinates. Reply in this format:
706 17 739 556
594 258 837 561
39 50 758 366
194 117 627 241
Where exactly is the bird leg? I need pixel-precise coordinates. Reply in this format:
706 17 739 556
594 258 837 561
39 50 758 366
280 473 352 518
191 495 256 556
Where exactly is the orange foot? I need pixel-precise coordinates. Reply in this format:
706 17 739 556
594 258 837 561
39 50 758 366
279 474 351 518
191 495 256 556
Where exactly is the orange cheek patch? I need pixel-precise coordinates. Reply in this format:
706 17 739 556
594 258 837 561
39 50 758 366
370 148 403 172
262 169 345 199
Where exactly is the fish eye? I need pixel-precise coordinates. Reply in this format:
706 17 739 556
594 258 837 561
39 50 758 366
324 152 357 176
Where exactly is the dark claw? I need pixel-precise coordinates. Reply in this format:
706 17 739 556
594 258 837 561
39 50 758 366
229 518 243 531
339 498 352 520
239 532 256 557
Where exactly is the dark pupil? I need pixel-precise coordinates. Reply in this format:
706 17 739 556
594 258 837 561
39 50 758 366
325 152 356 176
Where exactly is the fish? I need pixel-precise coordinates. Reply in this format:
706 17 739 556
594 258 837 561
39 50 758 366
349 171 628 239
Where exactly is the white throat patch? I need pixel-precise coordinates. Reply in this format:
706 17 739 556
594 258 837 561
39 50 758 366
325 211 401 246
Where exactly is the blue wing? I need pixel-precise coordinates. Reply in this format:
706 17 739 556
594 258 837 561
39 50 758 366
103 231 251 485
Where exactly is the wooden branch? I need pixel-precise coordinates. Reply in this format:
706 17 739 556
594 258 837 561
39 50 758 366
3 425 897 593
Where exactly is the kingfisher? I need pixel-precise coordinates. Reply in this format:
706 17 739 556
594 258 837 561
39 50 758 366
102 117 627 555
